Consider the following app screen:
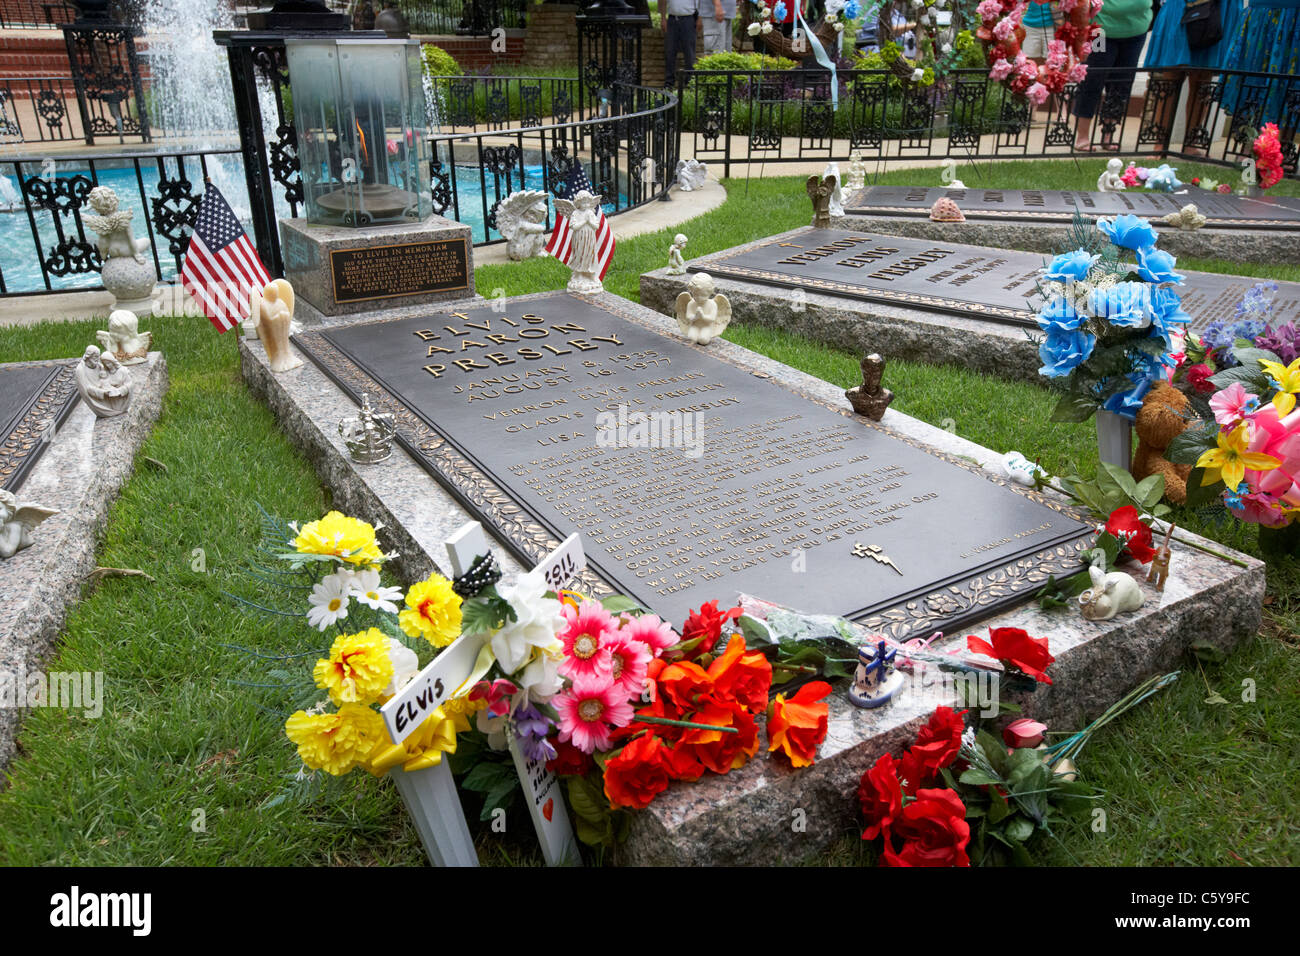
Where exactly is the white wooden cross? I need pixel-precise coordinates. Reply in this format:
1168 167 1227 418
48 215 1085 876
446 520 583 867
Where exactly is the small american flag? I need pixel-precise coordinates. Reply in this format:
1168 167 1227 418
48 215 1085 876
545 163 614 280
181 182 270 333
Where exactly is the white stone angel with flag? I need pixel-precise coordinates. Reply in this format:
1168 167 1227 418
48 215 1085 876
544 164 614 295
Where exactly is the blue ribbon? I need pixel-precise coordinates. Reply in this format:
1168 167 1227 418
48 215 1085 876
791 2 839 108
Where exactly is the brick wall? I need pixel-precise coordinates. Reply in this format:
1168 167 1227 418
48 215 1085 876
417 32 526 73
522 4 702 88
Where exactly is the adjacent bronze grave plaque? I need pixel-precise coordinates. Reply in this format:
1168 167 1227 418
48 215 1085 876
690 227 1300 332
329 237 470 305
293 294 1093 638
845 185 1300 230
0 360 80 493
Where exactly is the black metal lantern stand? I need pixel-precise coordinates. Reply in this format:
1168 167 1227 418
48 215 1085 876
61 3 151 146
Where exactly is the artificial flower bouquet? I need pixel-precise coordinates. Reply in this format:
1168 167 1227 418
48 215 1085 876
1252 123 1284 191
1173 282 1298 400
975 0 1098 104
1036 214 1190 423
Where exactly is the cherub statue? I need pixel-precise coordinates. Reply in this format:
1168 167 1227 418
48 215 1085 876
675 272 732 345
75 345 133 417
846 149 867 192
1097 157 1127 192
806 174 837 228
0 488 59 561
845 353 894 421
1160 203 1207 231
250 278 303 373
83 186 149 263
675 158 708 192
823 162 845 218
496 189 550 261
551 190 606 294
95 308 152 366
667 233 688 275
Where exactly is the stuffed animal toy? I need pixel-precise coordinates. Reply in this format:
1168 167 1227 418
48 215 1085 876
1132 382 1193 504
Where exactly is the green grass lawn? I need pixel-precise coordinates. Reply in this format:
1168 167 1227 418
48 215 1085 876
0 160 1295 866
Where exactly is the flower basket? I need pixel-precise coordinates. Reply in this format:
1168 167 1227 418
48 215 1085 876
1095 408 1134 470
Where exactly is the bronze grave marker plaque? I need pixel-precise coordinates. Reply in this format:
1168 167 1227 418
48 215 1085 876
0 360 81 493
293 294 1093 639
329 237 470 305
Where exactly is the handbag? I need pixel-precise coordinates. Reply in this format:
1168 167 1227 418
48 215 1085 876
1181 0 1223 51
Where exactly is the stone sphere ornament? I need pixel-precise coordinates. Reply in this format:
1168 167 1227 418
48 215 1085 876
929 196 966 222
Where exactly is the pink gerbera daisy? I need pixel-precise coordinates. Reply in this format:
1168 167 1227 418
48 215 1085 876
553 674 635 753
604 630 652 699
618 613 678 657
558 601 616 680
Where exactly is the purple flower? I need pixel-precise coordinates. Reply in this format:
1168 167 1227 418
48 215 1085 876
1256 322 1300 365
513 703 556 762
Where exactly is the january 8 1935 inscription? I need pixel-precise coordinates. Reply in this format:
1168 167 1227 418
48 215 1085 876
293 293 1093 639
330 237 470 304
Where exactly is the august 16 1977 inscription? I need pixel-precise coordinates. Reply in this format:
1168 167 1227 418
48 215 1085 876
330 236 469 305
690 227 1300 333
293 293 1092 639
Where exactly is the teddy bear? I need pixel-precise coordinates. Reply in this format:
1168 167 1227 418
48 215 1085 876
1132 381 1193 504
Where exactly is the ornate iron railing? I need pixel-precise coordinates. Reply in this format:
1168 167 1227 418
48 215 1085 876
374 0 530 35
0 0 76 29
680 66 1300 181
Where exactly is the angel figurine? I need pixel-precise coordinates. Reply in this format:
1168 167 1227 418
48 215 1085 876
1097 157 1127 193
552 190 606 294
807 173 837 228
249 278 302 373
75 345 133 418
0 488 59 561
823 162 845 218
675 272 731 345
83 185 148 264
95 308 152 366
496 189 549 260
667 233 688 274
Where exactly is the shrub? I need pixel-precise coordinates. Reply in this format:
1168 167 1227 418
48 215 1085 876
422 44 462 78
694 51 798 72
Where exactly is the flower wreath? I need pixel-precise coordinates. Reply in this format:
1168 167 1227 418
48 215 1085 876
874 0 968 88
975 0 1101 105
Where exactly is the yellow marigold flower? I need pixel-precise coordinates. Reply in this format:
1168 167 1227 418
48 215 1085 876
285 703 387 776
293 511 384 567
313 628 394 706
399 574 463 647
441 692 485 733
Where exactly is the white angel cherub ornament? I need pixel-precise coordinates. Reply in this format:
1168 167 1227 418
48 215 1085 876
0 488 59 561
248 278 303 373
552 190 606 294
496 189 550 260
667 233 688 274
675 272 731 345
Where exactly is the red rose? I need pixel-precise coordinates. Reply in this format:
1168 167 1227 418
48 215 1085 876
1185 363 1216 395
660 739 706 781
908 706 967 774
882 788 971 867
967 626 1055 685
1105 505 1157 564
858 752 904 841
898 747 933 794
602 734 671 809
1002 717 1047 749
680 600 743 656
706 635 773 714
547 738 594 777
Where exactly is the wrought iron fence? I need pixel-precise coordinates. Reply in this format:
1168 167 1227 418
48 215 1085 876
0 0 76 29
0 73 166 145
679 66 1300 181
370 0 530 35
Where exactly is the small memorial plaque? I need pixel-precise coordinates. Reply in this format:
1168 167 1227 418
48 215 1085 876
690 227 1300 332
294 294 1093 640
845 185 1300 230
330 237 470 305
0 360 80 493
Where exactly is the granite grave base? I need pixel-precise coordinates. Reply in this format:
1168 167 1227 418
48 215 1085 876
240 294 1262 866
0 353 168 778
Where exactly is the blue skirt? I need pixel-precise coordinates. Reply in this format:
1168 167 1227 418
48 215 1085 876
1222 5 1300 125
1143 0 1245 70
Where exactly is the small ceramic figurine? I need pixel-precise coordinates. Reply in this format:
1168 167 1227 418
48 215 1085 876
95 308 152 366
1097 157 1127 192
1160 203 1207 231
552 189 606 294
251 278 303 373
82 184 156 312
823 162 845 217
75 345 133 418
1078 561 1145 621
806 173 837 228
1147 523 1175 591
0 488 58 561
845 353 894 421
496 189 550 260
848 640 903 708
338 392 397 464
1000 451 1047 487
674 272 732 345
846 149 867 192
667 233 688 275
675 158 708 192
930 196 966 222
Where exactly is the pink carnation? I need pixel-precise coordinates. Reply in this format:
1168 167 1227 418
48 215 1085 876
993 17 1017 41
1026 82 1050 106
989 57 1015 81
977 0 1003 23
1067 62 1088 83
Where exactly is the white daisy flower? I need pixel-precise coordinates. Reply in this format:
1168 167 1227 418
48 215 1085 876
347 567 403 613
307 571 351 631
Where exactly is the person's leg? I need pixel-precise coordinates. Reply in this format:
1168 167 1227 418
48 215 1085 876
1149 69 1185 153
665 19 679 87
684 13 698 72
1099 33 1147 148
1072 40 1121 148
1183 68 1210 155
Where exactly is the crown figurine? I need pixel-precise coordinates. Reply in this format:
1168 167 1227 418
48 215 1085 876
338 393 396 464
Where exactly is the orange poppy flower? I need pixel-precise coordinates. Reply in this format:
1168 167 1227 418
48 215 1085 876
706 635 774 714
767 681 832 768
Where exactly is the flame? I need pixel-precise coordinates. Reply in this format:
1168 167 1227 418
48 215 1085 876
355 119 368 169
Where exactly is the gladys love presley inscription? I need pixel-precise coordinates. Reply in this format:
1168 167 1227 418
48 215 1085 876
293 294 1091 637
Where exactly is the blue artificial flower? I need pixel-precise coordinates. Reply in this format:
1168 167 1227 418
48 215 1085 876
1101 374 1153 421
1147 286 1191 348
1089 281 1152 329
1044 249 1099 282
1242 397 1262 415
1222 481 1249 510
1036 294 1084 332
1099 214 1158 252
844 0 862 19
1143 164 1183 192
1039 328 1096 378
774 0 788 20
1135 245 1184 285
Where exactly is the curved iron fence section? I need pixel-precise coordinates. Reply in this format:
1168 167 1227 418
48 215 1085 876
680 67 1300 181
